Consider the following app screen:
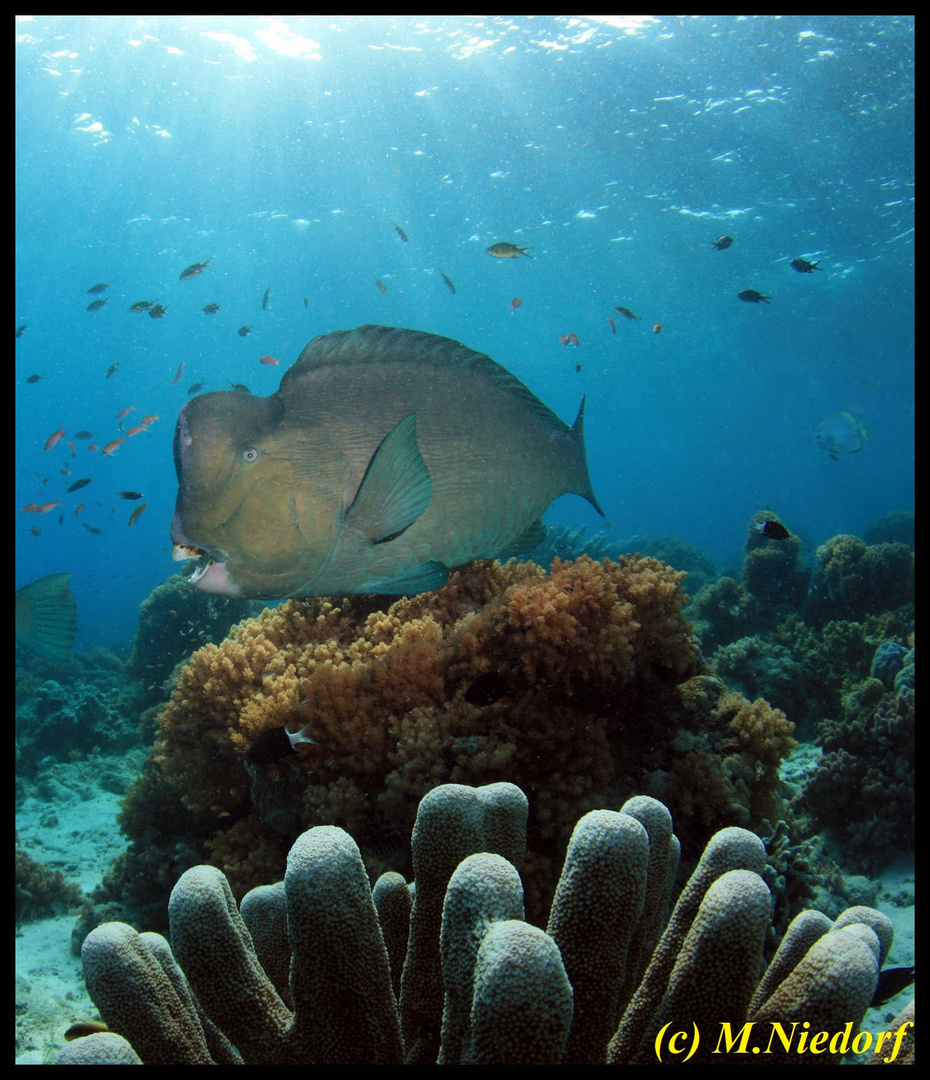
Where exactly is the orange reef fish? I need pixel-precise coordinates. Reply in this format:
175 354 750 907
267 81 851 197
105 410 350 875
510 298 522 314
116 406 136 420
559 333 579 348
171 324 603 599
653 323 662 335
125 425 148 438
140 415 160 426
128 503 148 527
21 501 61 514
44 427 66 452
258 356 279 366
607 318 616 334
101 439 124 456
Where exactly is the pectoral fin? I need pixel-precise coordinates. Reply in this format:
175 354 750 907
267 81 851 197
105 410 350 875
345 413 432 543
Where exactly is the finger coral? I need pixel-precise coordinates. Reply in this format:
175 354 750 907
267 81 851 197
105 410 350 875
63 782 898 1066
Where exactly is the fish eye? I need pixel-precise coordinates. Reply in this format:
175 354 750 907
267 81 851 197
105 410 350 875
240 446 260 465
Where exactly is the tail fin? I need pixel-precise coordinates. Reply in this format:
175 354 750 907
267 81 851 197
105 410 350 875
571 396 606 517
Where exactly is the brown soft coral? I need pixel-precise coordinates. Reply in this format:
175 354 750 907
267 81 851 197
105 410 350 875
716 691 797 826
138 555 764 919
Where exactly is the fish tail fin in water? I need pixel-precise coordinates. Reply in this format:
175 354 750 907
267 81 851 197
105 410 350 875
570 396 606 517
15 572 77 660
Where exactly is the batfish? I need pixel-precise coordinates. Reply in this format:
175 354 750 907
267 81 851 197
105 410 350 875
171 324 604 599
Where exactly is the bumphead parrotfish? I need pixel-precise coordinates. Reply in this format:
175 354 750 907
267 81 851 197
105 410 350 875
171 324 604 599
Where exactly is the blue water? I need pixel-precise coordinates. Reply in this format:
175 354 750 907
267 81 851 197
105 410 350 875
15 15 914 652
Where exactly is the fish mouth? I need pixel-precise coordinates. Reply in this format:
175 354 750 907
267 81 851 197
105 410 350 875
171 541 236 592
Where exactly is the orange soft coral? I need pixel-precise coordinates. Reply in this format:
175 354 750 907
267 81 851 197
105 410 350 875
142 555 741 915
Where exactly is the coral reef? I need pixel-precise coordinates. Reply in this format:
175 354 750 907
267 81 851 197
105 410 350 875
741 510 811 613
524 526 716 595
688 574 757 655
894 647 915 695
870 640 910 690
62 782 900 1066
710 635 808 720
688 514 914 737
864 509 914 550
15 835 83 925
115 555 800 927
522 520 712 591
808 535 914 624
125 572 256 707
798 681 915 874
15 653 144 777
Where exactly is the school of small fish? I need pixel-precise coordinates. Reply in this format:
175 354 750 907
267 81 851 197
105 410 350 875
16 222 834 553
